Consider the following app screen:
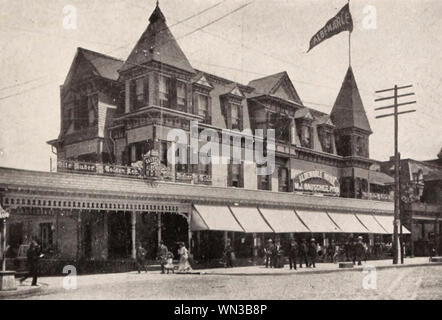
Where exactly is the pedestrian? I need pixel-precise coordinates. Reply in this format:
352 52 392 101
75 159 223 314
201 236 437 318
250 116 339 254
223 239 235 268
177 242 192 273
327 240 336 263
353 236 365 266
288 239 298 270
20 240 42 286
333 242 340 263
136 242 148 273
308 238 318 268
298 239 309 268
164 251 175 274
157 240 169 274
264 239 275 268
273 240 283 268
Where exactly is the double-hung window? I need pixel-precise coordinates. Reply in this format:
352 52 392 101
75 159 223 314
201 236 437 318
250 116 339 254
159 75 170 108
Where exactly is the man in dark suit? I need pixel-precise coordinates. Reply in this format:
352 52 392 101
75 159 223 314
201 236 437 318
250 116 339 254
298 239 309 268
353 236 365 266
308 238 318 268
136 242 148 273
288 239 298 270
264 239 275 268
157 240 169 274
20 240 41 286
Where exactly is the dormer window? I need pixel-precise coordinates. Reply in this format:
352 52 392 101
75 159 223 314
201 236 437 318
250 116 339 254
298 125 313 148
195 93 210 123
318 126 333 153
231 102 241 130
159 75 170 108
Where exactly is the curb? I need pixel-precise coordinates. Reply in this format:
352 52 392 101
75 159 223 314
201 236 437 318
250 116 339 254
0 284 45 299
203 262 442 277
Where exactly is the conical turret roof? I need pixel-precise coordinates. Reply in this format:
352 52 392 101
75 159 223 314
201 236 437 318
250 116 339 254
119 4 195 74
330 67 372 133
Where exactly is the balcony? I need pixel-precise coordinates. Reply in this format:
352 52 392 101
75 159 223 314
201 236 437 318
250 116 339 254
57 159 212 185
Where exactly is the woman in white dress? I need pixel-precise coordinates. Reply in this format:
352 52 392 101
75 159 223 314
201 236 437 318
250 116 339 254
177 242 192 273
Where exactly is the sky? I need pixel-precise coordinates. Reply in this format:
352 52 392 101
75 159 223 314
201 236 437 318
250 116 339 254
0 0 441 172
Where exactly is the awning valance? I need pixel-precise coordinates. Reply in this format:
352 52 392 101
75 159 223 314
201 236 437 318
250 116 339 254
295 209 340 233
373 214 411 234
192 204 244 232
356 214 388 234
259 208 309 233
327 212 369 233
229 206 273 233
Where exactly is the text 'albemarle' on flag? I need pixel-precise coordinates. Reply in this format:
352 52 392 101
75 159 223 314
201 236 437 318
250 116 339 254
308 3 353 52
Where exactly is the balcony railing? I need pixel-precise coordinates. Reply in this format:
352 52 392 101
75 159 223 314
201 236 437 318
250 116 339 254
57 159 212 185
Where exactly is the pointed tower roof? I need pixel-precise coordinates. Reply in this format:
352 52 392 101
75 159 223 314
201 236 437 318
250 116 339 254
119 4 195 74
331 67 372 133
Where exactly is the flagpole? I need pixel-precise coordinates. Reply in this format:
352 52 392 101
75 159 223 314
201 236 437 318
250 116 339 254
348 0 351 67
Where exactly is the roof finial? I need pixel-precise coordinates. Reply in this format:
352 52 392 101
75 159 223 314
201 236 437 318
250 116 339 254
156 0 159 7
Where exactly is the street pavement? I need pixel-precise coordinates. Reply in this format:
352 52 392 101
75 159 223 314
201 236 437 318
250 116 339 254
12 257 442 300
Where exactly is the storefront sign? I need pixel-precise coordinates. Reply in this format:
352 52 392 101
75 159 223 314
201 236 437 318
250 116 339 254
293 170 340 196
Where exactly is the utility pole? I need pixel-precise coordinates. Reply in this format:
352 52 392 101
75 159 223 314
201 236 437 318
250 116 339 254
374 84 416 265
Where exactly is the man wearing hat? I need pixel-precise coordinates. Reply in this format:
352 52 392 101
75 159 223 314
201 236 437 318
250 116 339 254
157 240 169 274
307 238 318 268
264 239 275 268
298 239 308 268
353 236 365 266
288 239 298 270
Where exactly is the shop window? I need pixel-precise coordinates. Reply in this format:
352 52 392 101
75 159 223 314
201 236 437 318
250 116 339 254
40 223 53 253
177 81 187 112
278 167 289 192
159 75 170 108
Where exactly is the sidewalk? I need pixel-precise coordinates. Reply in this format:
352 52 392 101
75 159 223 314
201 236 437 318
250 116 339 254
202 256 439 276
5 257 440 298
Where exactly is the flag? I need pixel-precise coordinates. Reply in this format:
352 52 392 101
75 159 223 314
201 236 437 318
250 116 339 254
308 3 353 52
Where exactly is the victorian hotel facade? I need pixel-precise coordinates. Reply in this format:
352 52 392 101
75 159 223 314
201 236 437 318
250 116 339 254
0 5 409 271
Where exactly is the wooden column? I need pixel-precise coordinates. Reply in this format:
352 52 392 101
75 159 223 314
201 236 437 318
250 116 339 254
157 213 162 246
131 211 136 260
76 210 82 261
187 213 192 254
2 218 6 271
54 209 59 254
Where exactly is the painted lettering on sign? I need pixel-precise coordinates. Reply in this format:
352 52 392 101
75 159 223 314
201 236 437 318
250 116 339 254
293 170 340 196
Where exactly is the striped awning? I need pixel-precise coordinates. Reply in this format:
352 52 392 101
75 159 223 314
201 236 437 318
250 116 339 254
327 211 369 233
295 209 340 233
356 214 388 234
191 204 244 232
258 208 309 233
229 206 273 233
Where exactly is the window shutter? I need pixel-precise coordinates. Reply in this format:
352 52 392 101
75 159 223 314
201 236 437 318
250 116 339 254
153 73 159 106
130 80 136 111
193 91 198 115
239 162 244 188
227 160 232 187
169 77 177 110
143 76 149 106
207 95 212 124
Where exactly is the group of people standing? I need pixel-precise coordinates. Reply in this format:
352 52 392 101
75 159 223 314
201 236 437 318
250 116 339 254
283 238 319 270
136 240 192 274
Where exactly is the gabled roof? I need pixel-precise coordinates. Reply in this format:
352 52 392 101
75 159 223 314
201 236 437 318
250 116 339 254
248 71 303 105
119 4 195 74
331 67 372 133
63 48 124 86
294 108 313 120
